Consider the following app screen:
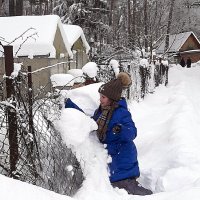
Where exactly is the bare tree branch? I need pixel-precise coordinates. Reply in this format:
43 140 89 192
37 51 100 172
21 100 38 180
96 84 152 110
8 27 37 45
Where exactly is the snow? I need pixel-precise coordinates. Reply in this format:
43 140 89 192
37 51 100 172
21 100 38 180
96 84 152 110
109 59 120 77
82 62 98 78
161 60 169 66
1 64 200 200
63 24 90 54
50 73 74 87
140 58 149 68
67 69 84 83
11 63 22 78
56 108 98 146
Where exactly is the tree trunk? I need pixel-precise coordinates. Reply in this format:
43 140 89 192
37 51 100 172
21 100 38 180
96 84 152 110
109 0 114 26
0 0 2 16
16 0 23 15
165 0 175 52
9 0 15 16
144 0 148 51
9 0 23 16
109 0 118 45
132 0 136 47
127 0 131 45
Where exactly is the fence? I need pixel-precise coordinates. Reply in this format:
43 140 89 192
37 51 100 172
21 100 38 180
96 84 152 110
96 59 169 102
0 46 83 196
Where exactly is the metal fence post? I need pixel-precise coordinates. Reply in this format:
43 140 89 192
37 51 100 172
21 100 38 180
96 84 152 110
4 45 19 177
28 66 34 137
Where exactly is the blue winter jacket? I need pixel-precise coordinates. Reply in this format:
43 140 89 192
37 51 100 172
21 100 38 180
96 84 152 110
65 98 140 182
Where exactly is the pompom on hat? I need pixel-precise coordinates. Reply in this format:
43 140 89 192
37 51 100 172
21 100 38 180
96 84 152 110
98 72 132 101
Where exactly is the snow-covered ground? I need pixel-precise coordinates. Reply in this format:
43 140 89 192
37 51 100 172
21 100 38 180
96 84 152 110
1 63 200 200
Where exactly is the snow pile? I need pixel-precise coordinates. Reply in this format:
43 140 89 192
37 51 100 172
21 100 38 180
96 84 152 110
56 108 97 146
50 74 74 87
140 58 149 68
82 62 98 78
131 65 200 194
60 82 103 116
109 59 120 77
67 69 84 83
0 174 72 200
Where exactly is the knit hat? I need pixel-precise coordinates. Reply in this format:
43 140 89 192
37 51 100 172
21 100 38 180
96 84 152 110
98 72 132 101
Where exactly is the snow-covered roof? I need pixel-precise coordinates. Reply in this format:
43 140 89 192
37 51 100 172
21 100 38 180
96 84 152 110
62 24 90 54
156 31 200 54
0 15 73 58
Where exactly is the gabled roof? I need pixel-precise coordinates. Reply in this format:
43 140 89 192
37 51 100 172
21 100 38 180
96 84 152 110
0 15 73 58
156 31 200 54
63 24 90 54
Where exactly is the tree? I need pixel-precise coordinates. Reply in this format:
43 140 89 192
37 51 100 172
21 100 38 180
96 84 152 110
9 0 23 16
0 0 2 16
164 0 175 52
144 0 148 51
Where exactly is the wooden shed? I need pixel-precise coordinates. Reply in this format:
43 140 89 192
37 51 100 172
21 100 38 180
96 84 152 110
156 31 200 63
0 15 90 93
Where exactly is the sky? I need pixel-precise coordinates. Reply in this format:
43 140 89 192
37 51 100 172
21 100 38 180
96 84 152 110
1 62 200 199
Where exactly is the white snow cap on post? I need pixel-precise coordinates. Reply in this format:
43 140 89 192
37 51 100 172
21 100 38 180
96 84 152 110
82 62 98 78
11 63 22 78
109 59 119 77
50 74 74 87
140 58 149 68
67 69 84 83
162 60 169 66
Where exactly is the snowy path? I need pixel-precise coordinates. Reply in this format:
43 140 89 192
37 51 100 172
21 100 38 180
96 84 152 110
129 65 200 199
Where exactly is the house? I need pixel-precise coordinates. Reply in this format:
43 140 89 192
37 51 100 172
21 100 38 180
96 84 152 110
62 24 90 71
0 15 90 94
156 31 200 63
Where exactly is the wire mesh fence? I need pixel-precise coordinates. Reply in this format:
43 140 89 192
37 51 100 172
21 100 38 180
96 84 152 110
0 67 84 196
96 59 169 102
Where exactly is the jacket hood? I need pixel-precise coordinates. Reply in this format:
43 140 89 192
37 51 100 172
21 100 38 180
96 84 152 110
117 98 128 109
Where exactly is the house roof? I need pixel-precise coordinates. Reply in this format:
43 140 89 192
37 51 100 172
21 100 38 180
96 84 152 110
156 31 200 54
63 24 90 54
0 15 73 58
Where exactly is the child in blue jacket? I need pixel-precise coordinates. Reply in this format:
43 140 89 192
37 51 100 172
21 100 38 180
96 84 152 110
65 72 152 195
